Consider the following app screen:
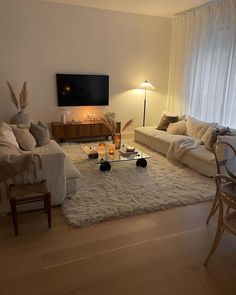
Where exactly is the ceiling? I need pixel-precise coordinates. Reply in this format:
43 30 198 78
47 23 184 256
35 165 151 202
43 0 213 17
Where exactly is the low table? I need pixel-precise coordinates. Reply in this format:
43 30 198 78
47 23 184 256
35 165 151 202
80 143 150 171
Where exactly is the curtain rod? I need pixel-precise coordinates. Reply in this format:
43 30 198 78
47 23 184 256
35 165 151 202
175 0 217 16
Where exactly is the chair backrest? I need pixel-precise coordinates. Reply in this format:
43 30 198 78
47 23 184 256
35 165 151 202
213 141 236 175
215 174 236 211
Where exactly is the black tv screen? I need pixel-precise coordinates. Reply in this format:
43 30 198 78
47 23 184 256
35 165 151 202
56 74 109 106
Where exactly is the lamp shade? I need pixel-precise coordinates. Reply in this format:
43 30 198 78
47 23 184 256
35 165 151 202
138 80 156 90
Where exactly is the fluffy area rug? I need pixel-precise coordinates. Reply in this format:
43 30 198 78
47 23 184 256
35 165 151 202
61 141 215 227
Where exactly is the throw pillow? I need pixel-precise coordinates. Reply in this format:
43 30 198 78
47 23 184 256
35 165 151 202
186 116 217 139
0 122 19 148
29 121 50 146
157 115 178 131
167 120 186 135
13 128 37 151
201 127 217 151
202 127 230 152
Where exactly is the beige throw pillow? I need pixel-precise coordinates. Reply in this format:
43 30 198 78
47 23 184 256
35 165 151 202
13 128 37 151
167 120 186 135
201 127 217 151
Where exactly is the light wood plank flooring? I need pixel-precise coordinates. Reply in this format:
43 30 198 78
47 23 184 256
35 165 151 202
0 202 236 295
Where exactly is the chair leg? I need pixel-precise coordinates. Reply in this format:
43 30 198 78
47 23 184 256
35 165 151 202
46 193 51 229
204 209 224 266
43 198 47 214
206 190 219 225
10 199 18 236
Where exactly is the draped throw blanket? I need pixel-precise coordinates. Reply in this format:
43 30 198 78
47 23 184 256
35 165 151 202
0 141 42 202
167 138 200 161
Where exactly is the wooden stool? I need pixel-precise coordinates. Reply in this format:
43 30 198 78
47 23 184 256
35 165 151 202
8 180 51 235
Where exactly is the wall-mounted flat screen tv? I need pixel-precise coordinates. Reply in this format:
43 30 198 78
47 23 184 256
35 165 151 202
56 74 109 106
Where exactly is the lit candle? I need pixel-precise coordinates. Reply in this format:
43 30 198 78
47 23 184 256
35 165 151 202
126 146 135 152
99 142 106 148
109 144 115 154
98 143 106 157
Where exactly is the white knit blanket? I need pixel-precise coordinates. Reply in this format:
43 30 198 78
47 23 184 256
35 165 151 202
167 138 200 160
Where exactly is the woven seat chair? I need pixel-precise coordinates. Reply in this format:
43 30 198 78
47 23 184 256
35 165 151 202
206 141 236 224
8 180 51 235
205 174 236 265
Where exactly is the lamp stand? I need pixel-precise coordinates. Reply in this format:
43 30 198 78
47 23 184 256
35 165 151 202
143 90 147 127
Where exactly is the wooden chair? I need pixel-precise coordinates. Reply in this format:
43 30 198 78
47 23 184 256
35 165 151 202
205 174 236 265
206 141 236 224
8 180 51 235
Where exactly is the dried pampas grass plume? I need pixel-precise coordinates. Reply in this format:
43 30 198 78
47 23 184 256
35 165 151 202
122 119 134 132
6 81 29 112
6 81 19 110
100 113 134 135
19 81 28 111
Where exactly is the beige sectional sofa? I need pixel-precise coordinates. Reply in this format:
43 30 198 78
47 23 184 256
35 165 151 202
135 123 217 177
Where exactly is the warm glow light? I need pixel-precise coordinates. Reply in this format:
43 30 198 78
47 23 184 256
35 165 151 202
138 80 156 90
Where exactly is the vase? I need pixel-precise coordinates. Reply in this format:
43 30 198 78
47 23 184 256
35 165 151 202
112 133 121 149
10 111 30 125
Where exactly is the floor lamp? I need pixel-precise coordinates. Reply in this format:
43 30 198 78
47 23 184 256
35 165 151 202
139 80 156 127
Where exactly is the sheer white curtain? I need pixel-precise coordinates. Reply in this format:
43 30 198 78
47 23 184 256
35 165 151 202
167 0 236 127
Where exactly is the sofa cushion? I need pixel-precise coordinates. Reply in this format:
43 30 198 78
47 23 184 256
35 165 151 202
157 115 178 131
33 140 80 180
201 127 217 152
30 121 50 147
167 120 186 135
186 116 217 140
13 128 36 151
0 122 19 148
180 145 216 177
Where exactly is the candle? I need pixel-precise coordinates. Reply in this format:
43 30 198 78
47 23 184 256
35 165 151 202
113 133 121 149
99 142 106 148
109 144 115 154
126 146 135 152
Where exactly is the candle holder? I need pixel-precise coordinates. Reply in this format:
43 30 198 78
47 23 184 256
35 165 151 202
112 133 121 149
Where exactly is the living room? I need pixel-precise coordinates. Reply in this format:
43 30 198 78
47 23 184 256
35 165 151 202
1 0 236 294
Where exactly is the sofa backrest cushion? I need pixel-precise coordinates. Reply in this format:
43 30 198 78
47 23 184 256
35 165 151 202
186 116 217 139
30 121 50 147
13 128 37 151
0 122 19 148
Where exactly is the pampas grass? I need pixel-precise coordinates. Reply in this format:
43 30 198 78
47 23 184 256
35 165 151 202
122 119 134 132
99 113 134 134
6 81 28 112
6 81 18 110
19 81 28 111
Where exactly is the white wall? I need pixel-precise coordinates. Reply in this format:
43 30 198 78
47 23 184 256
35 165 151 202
0 0 171 130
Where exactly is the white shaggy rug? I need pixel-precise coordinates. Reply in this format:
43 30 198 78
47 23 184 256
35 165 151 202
61 142 215 227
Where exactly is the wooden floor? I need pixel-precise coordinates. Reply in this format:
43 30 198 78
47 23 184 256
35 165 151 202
0 202 236 295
